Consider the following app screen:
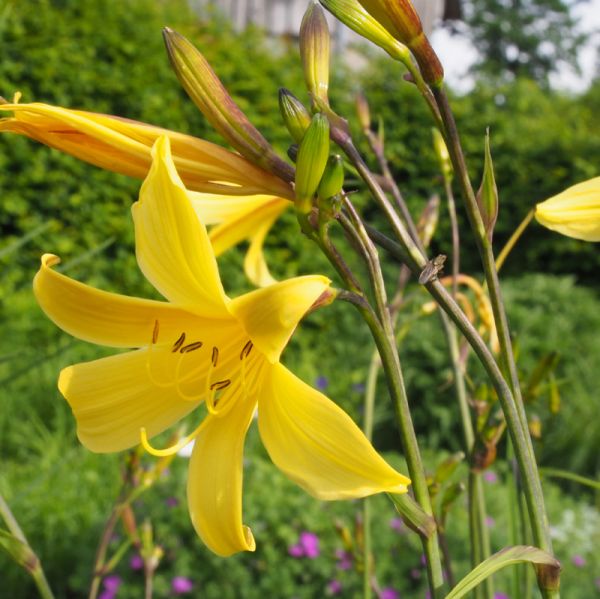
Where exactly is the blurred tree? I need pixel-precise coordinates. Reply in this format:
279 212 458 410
460 0 589 84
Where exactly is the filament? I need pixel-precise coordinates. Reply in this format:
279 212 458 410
140 420 209 457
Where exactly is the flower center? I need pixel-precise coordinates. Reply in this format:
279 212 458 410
141 320 261 457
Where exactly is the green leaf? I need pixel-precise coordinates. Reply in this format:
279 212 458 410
445 545 560 599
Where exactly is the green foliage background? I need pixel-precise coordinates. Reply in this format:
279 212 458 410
0 0 599 597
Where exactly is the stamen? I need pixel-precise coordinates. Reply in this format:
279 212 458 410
140 421 209 457
240 340 253 360
211 346 219 367
172 332 186 352
210 379 231 391
152 320 159 344
180 341 203 353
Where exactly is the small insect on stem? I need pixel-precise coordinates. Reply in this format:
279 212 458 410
418 254 447 285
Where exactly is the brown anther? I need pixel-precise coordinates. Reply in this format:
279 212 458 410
180 341 203 353
172 332 186 352
152 320 159 344
210 379 231 391
211 346 219 367
240 340 253 360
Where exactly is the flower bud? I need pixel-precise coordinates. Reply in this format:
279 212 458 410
476 131 499 240
431 128 452 182
295 113 330 214
357 0 444 85
416 194 440 248
163 28 293 182
300 1 330 107
279 88 312 144
320 0 410 61
318 154 344 200
535 176 600 242
355 92 371 132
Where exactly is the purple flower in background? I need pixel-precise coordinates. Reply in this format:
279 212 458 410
335 549 353 570
484 471 498 484
424 592 431 599
485 516 495 528
315 376 329 391
380 588 400 599
165 496 179 508
420 554 427 566
353 382 366 394
171 576 194 595
571 555 586 567
300 531 320 558
494 593 509 599
288 543 304 557
98 575 122 599
595 577 600 590
389 517 404 532
129 554 144 570
410 568 421 580
327 580 343 595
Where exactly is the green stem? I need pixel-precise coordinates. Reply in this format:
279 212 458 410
496 209 535 272
0 493 55 599
432 86 557 596
343 199 445 598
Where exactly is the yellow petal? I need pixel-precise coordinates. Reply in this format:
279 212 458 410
258 363 410 499
59 349 199 453
535 177 600 242
0 102 294 198
187 386 259 556
207 196 288 286
189 193 278 226
229 275 330 363
34 254 200 348
133 136 230 316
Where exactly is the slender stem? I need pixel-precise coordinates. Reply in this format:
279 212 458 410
496 209 535 272
444 179 460 298
0 494 55 599
343 199 445 597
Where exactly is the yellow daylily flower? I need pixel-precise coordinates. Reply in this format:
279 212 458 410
535 177 600 242
0 100 294 286
34 136 410 557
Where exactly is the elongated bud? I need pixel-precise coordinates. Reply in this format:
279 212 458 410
357 0 444 85
300 1 330 107
279 89 312 144
318 154 344 200
416 194 440 248
163 28 293 182
320 0 410 61
476 130 499 240
431 128 452 182
356 93 371 131
295 113 330 214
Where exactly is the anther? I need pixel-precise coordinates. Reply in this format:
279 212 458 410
180 341 203 353
240 340 253 360
210 379 231 391
172 332 186 352
152 320 159 344
211 346 219 367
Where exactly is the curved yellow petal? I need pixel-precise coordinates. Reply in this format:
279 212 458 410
34 254 199 348
189 193 279 226
59 348 199 453
133 136 230 316
229 275 330 363
535 177 600 242
258 363 410 499
0 102 294 198
187 385 258 556
207 196 288 287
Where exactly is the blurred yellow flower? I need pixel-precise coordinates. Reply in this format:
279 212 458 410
0 100 293 286
34 136 410 557
535 177 600 242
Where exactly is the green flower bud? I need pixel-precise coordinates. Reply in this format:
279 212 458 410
300 1 330 107
163 28 293 182
431 128 453 182
320 0 410 62
355 92 371 131
279 89 312 144
476 130 499 240
318 154 345 200
295 113 330 214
